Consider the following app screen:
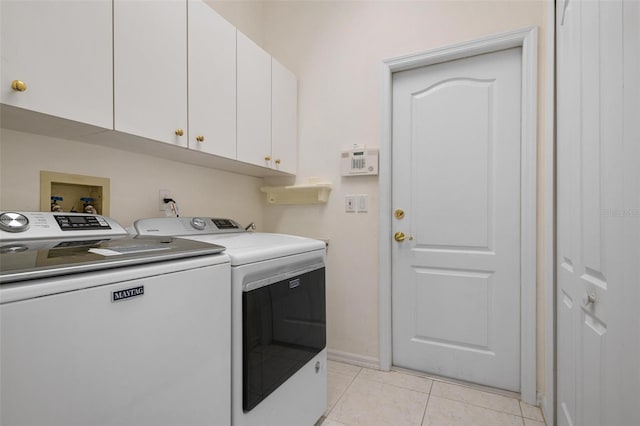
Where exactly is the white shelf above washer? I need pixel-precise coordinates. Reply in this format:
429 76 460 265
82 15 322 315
260 183 332 205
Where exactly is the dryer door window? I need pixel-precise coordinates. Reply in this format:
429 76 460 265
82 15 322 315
242 267 326 412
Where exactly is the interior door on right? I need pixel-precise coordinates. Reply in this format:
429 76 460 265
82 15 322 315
556 1 639 425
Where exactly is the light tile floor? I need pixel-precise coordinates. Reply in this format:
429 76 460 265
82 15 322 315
318 361 546 426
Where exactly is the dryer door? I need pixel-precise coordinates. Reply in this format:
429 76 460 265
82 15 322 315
242 266 326 412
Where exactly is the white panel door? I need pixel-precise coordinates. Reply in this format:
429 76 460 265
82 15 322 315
0 0 113 129
556 1 640 425
271 58 298 174
114 0 188 146
237 31 272 168
392 48 522 391
188 0 236 159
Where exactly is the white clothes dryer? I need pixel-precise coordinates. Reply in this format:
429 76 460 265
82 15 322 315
133 216 327 426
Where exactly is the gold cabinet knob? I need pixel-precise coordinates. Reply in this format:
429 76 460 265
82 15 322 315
265 156 271 161
175 128 184 136
275 159 281 165
394 209 405 219
196 135 204 142
11 80 27 92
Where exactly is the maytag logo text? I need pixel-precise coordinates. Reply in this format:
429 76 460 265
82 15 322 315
112 286 144 302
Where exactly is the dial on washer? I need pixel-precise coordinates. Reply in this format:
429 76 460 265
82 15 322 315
190 217 206 230
0 212 30 233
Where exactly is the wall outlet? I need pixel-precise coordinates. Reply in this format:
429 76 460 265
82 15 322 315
159 189 172 211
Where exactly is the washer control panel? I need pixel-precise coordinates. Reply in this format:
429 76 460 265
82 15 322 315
0 212 128 241
54 215 111 231
211 218 240 230
134 217 245 236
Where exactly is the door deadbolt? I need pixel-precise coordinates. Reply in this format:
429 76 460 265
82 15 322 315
394 209 405 219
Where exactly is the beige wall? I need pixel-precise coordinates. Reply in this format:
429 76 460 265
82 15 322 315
0 129 265 229
1 0 550 398
211 0 549 394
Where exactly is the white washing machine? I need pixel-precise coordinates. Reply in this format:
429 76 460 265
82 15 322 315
0 212 231 426
133 217 327 426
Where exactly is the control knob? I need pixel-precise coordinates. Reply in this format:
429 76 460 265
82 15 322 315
190 217 206 230
0 212 30 233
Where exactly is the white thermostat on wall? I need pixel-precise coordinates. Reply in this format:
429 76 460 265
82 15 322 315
341 145 379 176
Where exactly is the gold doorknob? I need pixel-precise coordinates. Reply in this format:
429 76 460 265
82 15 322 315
275 159 281 165
175 128 184 136
11 80 27 92
265 156 271 161
394 231 413 242
196 135 204 142
394 209 405 219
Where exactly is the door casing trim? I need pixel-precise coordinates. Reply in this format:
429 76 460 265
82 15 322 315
378 26 538 404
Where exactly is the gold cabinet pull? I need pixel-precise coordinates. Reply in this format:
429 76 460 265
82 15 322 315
175 128 184 136
275 159 281 165
265 156 271 161
11 80 27 92
196 135 204 142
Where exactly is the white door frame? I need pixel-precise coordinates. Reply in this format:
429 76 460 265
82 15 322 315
379 27 538 404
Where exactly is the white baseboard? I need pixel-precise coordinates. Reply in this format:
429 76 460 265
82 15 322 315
327 349 380 370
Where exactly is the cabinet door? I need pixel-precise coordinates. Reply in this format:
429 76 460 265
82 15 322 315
188 0 236 159
237 32 271 168
114 0 187 147
271 59 298 175
0 0 112 129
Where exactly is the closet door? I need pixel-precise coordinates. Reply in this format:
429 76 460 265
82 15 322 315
556 1 639 425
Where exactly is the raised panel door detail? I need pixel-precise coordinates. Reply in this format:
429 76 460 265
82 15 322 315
114 0 188 146
237 31 271 167
271 59 298 174
188 0 236 159
412 79 494 250
412 268 493 350
0 0 112 129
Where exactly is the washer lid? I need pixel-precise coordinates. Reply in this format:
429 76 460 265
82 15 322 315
0 236 227 283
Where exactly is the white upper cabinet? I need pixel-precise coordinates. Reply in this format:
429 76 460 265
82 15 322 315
237 31 272 168
271 59 298 175
188 0 236 159
0 0 113 129
113 0 188 147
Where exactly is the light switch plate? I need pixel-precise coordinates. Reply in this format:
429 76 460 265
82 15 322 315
357 194 368 212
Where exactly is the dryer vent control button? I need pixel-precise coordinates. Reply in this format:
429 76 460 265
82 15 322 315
190 217 206 230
